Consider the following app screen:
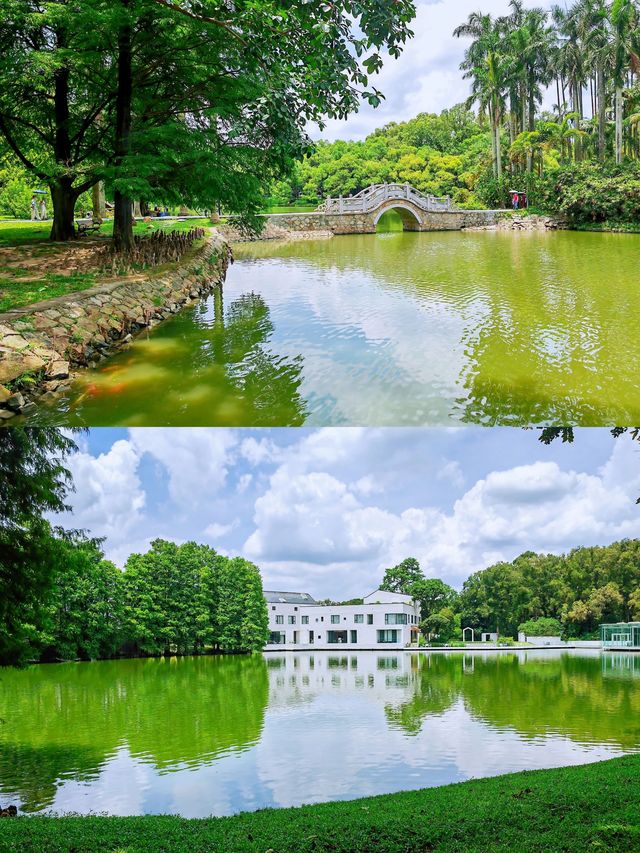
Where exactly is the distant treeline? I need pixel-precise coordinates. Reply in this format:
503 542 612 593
380 540 640 643
460 539 640 639
268 106 493 210
25 534 269 665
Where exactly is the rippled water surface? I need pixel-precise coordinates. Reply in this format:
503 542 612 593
2 650 639 817
28 230 640 426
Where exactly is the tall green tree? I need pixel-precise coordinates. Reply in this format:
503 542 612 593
0 427 79 665
38 535 124 661
380 557 424 593
216 557 269 652
0 1 116 239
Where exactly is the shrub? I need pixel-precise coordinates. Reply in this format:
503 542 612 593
537 162 640 224
518 617 563 637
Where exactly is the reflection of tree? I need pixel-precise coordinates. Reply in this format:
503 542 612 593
384 653 461 735
238 232 640 426
461 653 640 749
0 655 269 811
202 290 307 425
383 652 640 749
453 234 640 426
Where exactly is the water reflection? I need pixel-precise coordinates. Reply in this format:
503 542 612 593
0 651 638 817
33 289 307 426
25 230 640 426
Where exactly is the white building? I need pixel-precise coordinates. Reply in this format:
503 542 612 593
264 588 421 650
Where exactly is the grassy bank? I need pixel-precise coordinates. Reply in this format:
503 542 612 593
0 218 212 247
0 219 213 312
1 755 639 852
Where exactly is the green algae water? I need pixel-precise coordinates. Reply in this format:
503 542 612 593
2 650 639 817
28 230 640 426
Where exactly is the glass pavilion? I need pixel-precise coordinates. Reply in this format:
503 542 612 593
600 622 640 649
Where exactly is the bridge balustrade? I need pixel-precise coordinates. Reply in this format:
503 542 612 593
320 183 452 215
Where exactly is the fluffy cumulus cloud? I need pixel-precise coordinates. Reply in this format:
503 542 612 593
57 428 640 595
63 439 146 543
244 435 640 596
128 428 238 505
315 0 555 141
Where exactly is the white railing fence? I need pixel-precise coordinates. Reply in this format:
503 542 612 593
318 183 453 215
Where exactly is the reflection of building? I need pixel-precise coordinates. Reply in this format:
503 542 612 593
264 588 421 650
601 652 640 678
601 622 640 650
264 651 414 707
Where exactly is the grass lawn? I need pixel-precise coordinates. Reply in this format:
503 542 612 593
0 272 97 314
0 218 213 312
1 755 639 852
0 218 212 247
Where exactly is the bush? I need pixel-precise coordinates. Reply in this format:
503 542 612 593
537 162 640 224
518 617 563 637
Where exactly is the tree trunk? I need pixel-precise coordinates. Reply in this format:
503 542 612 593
92 182 106 222
490 110 498 178
113 0 134 253
615 86 623 165
573 82 582 163
51 42 75 242
50 180 77 241
495 120 502 182
597 62 606 161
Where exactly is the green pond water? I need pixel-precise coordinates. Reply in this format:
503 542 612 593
1 650 639 817
27 228 640 426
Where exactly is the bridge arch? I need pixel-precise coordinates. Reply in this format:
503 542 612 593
373 203 422 231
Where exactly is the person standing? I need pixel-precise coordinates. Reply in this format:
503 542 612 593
39 196 47 220
30 194 38 220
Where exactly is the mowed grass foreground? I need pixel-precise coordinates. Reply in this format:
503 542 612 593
1 755 639 852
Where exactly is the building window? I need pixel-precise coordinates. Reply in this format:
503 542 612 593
350 630 358 643
367 614 373 624
385 613 407 625
288 615 296 624
302 615 309 624
268 631 286 645
377 629 399 644
271 605 276 611
327 630 348 644
331 615 340 624
275 615 284 625
354 614 364 623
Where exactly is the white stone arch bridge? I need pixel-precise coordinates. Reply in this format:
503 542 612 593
260 183 501 234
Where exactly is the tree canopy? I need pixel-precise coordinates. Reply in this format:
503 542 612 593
0 427 80 665
0 0 416 245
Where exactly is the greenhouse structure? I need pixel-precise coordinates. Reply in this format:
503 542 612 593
600 622 640 650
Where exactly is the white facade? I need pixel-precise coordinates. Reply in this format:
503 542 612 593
264 588 421 651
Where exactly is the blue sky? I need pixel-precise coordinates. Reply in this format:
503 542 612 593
317 0 556 141
59 428 640 598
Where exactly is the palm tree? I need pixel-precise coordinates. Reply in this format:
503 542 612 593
454 13 508 179
611 0 640 163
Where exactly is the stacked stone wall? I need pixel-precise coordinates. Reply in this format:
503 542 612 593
0 231 230 420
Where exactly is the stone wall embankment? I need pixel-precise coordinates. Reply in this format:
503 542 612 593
0 231 231 420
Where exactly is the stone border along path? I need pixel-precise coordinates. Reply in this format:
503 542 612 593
0 231 231 421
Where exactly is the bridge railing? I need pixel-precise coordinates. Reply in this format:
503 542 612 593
319 183 453 215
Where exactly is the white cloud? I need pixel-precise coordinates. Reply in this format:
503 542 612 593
204 520 239 539
240 437 280 466
315 0 556 141
437 460 465 489
63 439 145 546
58 429 640 595
128 428 238 505
245 435 640 596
